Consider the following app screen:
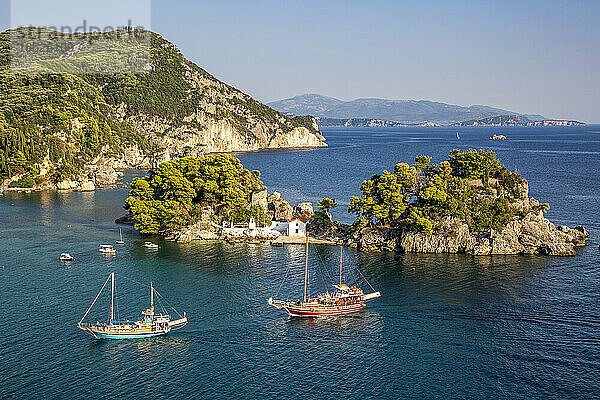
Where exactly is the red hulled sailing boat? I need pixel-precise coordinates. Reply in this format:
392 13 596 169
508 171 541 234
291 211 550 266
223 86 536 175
268 234 380 317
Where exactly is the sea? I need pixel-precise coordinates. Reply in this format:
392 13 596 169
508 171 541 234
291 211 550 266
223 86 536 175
0 126 599 399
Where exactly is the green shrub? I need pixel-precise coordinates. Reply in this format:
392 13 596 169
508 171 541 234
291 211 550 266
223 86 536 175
349 149 527 234
9 174 35 188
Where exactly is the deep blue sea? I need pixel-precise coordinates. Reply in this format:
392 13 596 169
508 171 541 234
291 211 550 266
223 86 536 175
1 126 599 399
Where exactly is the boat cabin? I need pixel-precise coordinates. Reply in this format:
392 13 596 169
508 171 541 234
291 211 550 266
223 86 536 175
99 245 116 253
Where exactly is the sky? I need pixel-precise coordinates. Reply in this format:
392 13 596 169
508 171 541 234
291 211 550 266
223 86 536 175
1 0 599 122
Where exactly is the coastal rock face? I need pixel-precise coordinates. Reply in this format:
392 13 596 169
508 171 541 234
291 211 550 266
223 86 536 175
55 178 94 191
79 180 96 192
399 218 476 254
56 179 80 191
251 189 269 211
267 192 281 202
267 126 326 149
55 163 123 190
142 115 326 157
101 144 156 170
122 40 327 160
346 210 588 256
166 207 218 243
137 118 326 160
269 198 293 221
93 165 120 186
167 223 219 243
293 203 314 219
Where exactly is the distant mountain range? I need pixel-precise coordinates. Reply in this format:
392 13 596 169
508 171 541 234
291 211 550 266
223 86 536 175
454 115 584 127
267 94 548 125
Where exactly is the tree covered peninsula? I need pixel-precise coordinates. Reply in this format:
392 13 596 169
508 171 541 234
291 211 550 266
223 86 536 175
0 28 325 191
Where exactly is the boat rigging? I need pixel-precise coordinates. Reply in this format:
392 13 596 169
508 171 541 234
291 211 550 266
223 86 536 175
78 273 188 339
268 234 380 317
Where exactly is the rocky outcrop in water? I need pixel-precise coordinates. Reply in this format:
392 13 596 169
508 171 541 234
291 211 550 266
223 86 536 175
268 193 294 221
346 214 588 256
338 207 588 256
309 181 589 256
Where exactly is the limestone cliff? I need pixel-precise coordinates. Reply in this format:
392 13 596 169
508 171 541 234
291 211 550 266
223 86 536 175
346 211 588 256
0 28 326 191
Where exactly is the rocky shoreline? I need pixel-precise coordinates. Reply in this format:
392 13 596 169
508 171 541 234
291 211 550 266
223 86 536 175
1 141 326 193
332 212 587 256
116 189 318 244
0 144 153 192
115 182 589 256
310 200 588 257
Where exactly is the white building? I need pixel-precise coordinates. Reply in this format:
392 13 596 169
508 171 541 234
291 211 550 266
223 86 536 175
286 216 308 236
269 220 289 235
268 217 310 237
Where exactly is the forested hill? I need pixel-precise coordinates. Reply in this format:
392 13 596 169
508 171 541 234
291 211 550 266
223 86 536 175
0 28 325 189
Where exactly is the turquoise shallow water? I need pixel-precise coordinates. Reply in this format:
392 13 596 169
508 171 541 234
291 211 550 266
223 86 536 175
1 126 599 399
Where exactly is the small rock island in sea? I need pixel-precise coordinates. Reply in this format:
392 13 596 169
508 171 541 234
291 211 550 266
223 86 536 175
312 149 588 256
120 149 587 256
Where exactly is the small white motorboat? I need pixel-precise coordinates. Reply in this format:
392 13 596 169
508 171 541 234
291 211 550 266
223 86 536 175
144 242 159 249
99 244 116 254
59 253 74 261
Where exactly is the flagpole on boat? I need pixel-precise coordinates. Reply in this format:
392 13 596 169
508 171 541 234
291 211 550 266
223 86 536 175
303 233 309 302
339 246 343 285
110 272 115 324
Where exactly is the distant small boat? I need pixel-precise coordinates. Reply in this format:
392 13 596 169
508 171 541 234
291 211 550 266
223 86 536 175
59 253 74 261
144 242 159 249
116 228 124 245
99 244 116 254
456 131 460 139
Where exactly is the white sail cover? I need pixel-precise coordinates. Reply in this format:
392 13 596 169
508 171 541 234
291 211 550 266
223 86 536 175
363 292 381 300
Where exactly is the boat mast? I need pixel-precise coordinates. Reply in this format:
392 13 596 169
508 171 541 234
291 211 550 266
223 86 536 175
339 246 343 285
150 281 154 309
110 272 114 323
303 233 309 302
